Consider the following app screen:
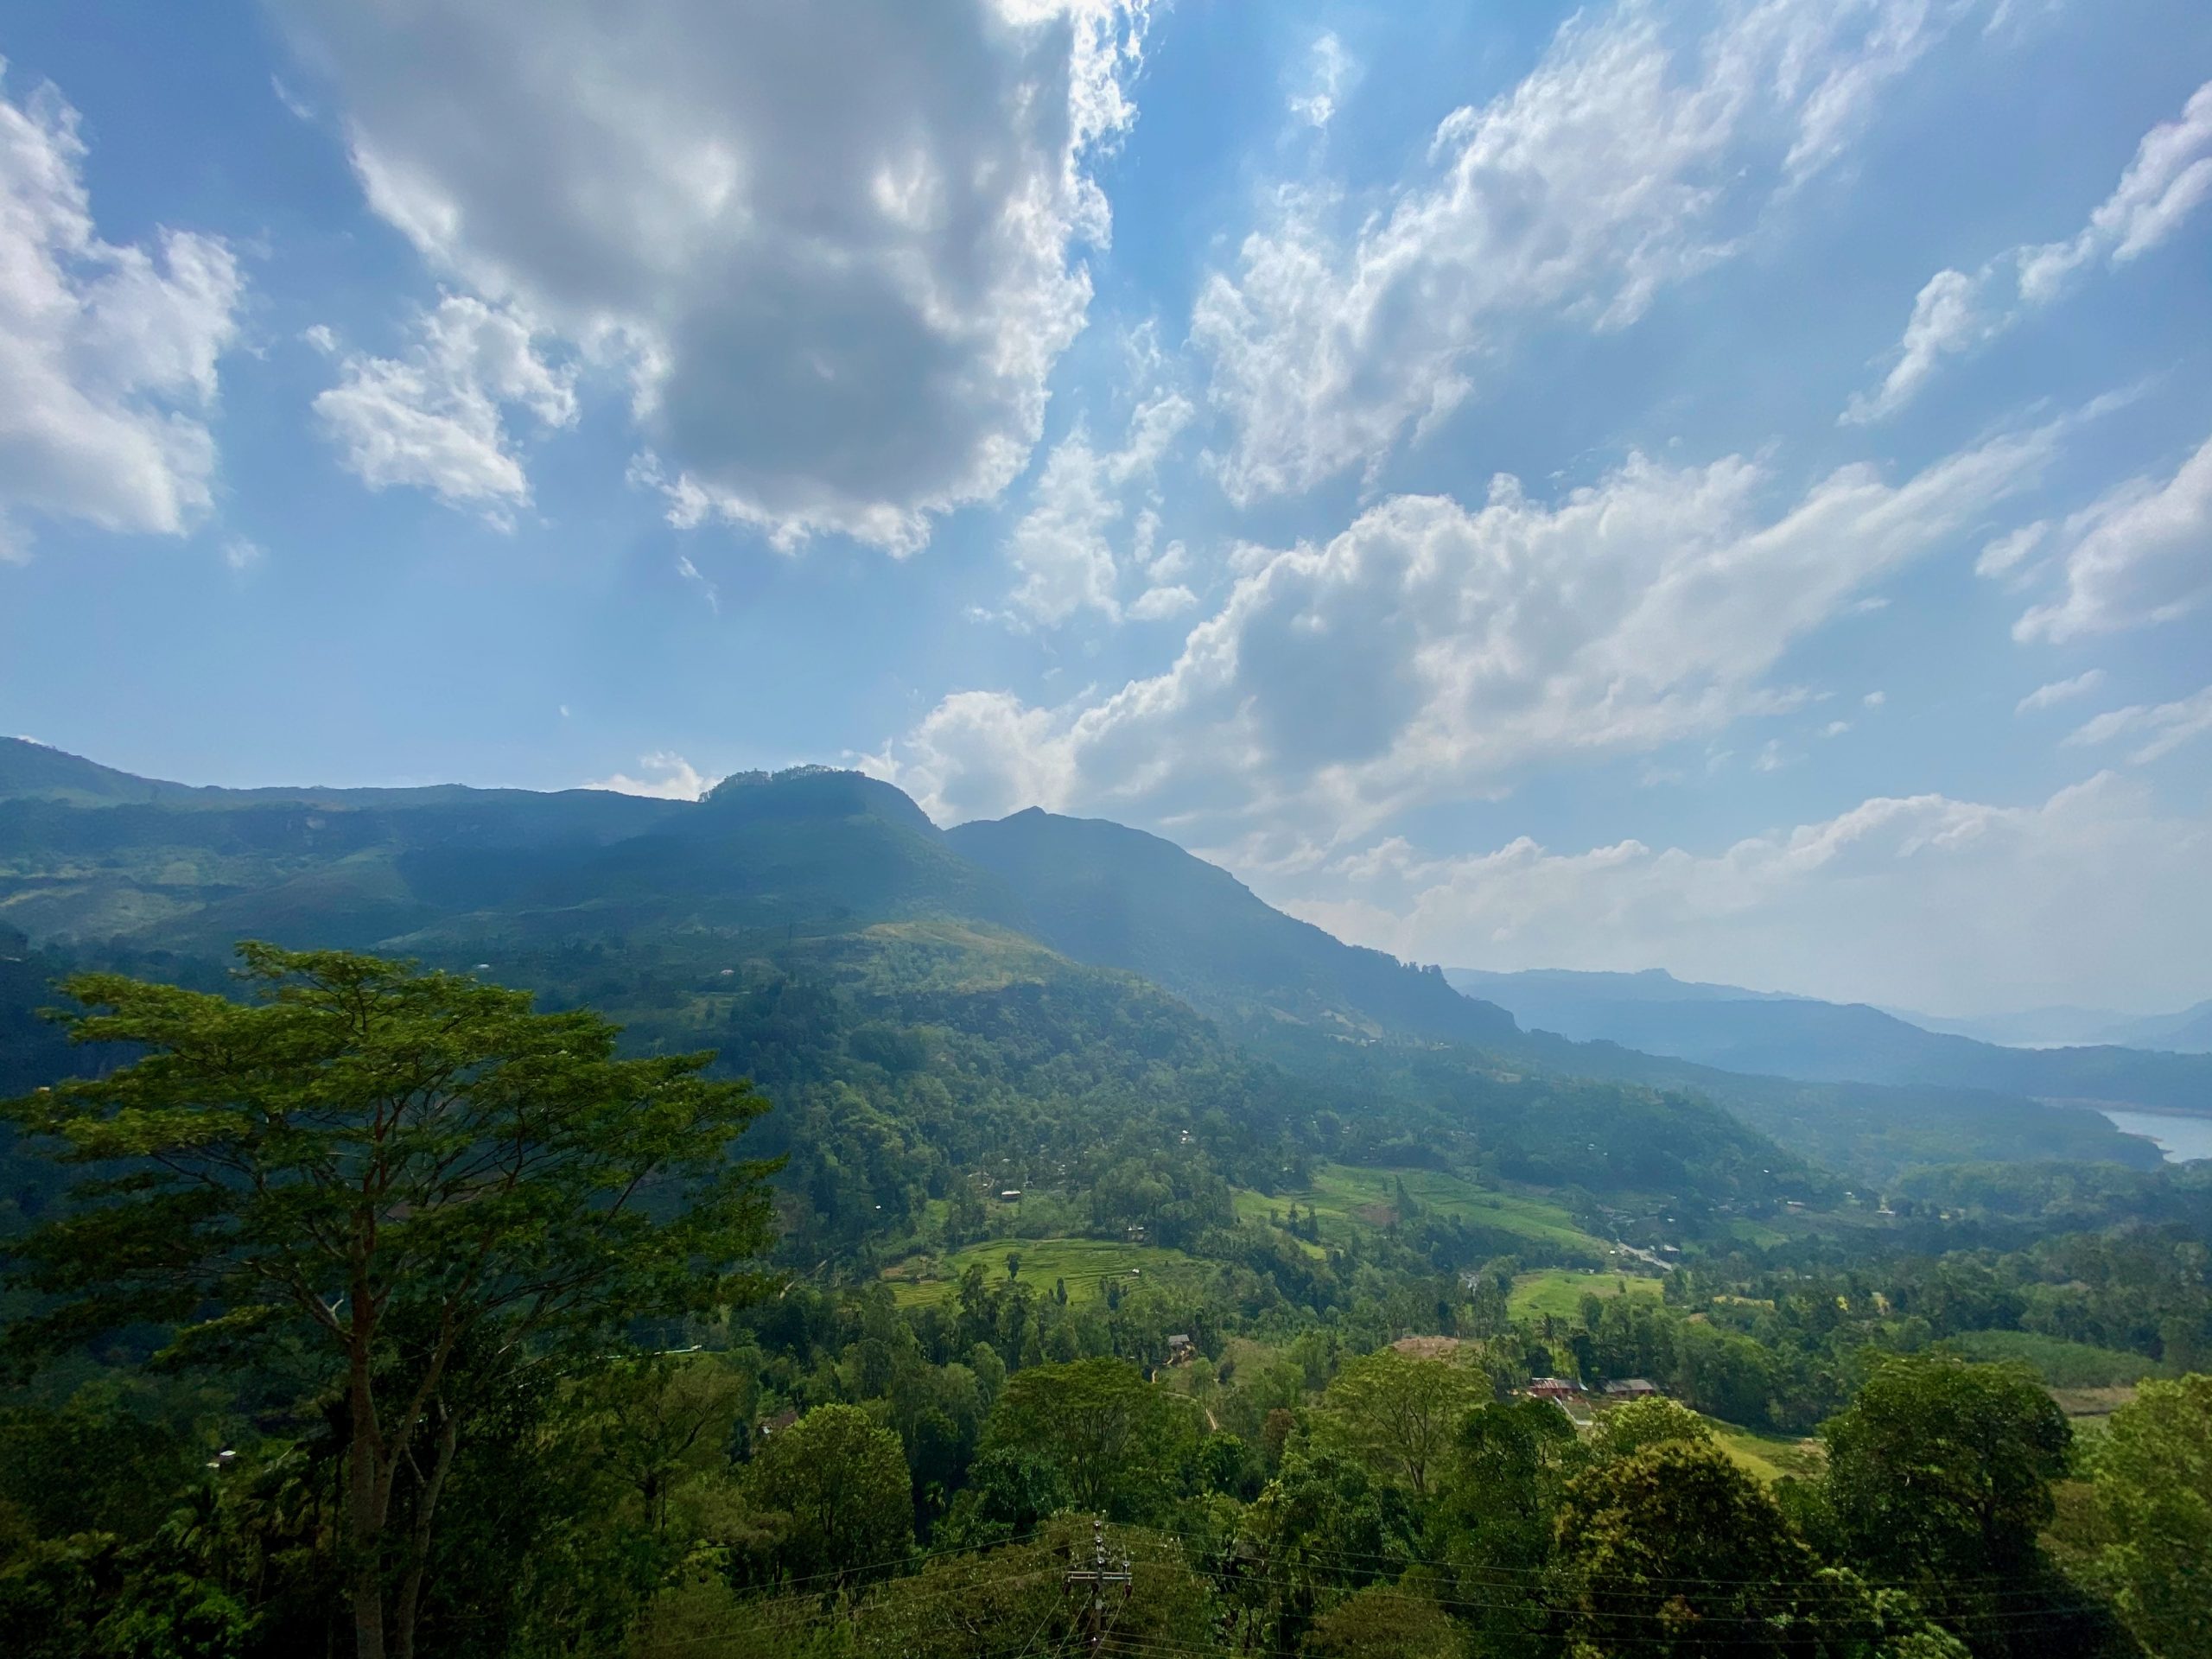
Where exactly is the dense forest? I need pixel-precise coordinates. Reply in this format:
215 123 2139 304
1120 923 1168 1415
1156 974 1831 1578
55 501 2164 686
3 747 2210 1656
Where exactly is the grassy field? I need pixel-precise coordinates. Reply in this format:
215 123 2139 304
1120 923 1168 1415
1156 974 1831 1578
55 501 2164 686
1234 1163 1607 1259
1508 1267 1664 1322
880 1237 1202 1306
1705 1419 1824 1483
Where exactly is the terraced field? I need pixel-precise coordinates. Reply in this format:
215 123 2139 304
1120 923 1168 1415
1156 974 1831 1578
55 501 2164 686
879 1237 1203 1306
1234 1162 1608 1259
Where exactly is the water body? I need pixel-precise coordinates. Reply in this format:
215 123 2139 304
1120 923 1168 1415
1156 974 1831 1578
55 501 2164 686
2096 1108 2212 1163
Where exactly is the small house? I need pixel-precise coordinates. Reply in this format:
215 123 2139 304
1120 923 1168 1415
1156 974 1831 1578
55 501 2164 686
1166 1334 1195 1364
1601 1378 1661 1399
997 1189 1023 1203
1527 1377 1581 1402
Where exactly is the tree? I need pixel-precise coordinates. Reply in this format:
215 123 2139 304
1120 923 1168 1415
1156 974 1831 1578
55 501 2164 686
1319 1348 1488 1498
3 946 778 1659
1553 1439 1959 1659
1304 1584 1460 1659
1819 1359 2074 1656
980 1358 1193 1519
1821 1359 2070 1587
2091 1373 2212 1659
747 1404 912 1583
1437 1399 1580 1658
1584 1396 1713 1465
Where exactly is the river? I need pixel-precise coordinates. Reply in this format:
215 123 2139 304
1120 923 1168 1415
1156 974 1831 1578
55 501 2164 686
2095 1108 2212 1163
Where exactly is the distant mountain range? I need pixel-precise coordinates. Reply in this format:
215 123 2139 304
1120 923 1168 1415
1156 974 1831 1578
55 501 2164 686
1445 968 2212 1106
0 738 2179 1181
1891 1000 2212 1052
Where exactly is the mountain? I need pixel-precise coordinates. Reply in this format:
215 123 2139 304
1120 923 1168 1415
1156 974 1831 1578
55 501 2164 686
946 809 1517 1046
0 741 2164 1183
1445 966 2212 1115
1887 1000 2212 1052
2088 1000 2212 1053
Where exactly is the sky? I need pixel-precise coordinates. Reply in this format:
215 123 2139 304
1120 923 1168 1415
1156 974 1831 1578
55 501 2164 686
2 0 2209 1018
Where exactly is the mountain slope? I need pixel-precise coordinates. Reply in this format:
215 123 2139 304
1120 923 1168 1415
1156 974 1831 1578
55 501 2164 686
947 809 1516 1046
1446 967 2212 1116
0 742 2164 1179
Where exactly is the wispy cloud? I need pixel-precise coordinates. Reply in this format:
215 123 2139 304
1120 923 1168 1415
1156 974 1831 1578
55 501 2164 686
2015 669 2105 715
1846 80 2212 423
2065 685 2212 765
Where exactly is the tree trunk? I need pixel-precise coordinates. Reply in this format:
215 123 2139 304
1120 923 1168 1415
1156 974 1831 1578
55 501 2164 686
348 1343 388 1659
391 1405 460 1659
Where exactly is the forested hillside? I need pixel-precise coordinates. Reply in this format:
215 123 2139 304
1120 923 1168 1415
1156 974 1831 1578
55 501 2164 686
0 740 2159 1183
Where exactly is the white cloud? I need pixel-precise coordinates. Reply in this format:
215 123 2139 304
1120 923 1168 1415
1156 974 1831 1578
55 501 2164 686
1288 32 1351 130
2065 684 2212 766
1192 0 1979 503
277 0 1149 554
1841 266 1989 426
675 552 720 613
221 537 264 571
1285 771 2212 1014
0 67 245 557
1861 690 1885 708
2010 429 2212 642
312 296 575 519
2014 668 2104 715
1974 519 2048 579
1004 389 1192 624
1847 79 2212 422
880 422 2056 843
1128 582 1196 620
583 750 713 799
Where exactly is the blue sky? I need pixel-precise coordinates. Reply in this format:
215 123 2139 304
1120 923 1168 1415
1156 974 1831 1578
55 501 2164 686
2 0 2209 1015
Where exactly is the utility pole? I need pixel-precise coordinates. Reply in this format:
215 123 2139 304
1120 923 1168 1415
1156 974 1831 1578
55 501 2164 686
1064 1515 1132 1655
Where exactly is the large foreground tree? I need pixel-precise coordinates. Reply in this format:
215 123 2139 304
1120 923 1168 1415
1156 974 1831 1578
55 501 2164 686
4 944 779 1659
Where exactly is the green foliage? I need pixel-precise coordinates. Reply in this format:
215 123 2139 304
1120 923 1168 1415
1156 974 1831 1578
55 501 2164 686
1553 1439 1951 1659
1821 1359 2071 1586
3 946 778 1659
1302 1583 1461 1659
979 1358 1198 1521
2088 1374 2212 1658
1319 1349 1491 1497
746 1404 912 1583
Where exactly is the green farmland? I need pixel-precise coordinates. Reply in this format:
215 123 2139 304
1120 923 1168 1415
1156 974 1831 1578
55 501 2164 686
1234 1162 1607 1258
880 1237 1203 1306
1509 1266 1664 1322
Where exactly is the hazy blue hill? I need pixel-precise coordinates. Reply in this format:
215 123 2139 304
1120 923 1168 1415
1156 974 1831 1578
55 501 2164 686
2091 1000 2212 1053
1446 965 2212 1116
947 808 1517 1046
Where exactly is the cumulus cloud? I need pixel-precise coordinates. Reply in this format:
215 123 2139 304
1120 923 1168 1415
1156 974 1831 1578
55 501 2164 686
1003 389 1192 624
1847 79 2212 423
1192 0 1980 503
583 751 713 799
2015 669 2104 715
1284 771 2212 1014
312 296 576 519
276 0 1148 553
2008 429 2212 642
2065 684 2212 766
879 422 2056 844
0 66 244 558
